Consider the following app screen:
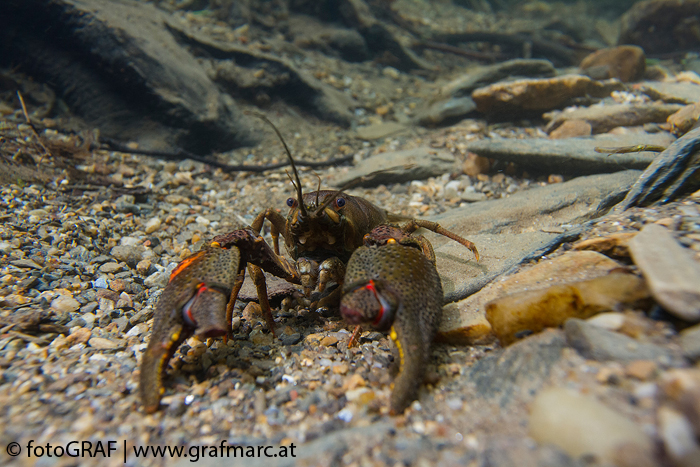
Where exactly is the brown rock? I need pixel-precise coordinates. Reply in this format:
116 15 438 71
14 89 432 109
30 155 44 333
462 152 490 176
331 363 349 374
320 335 339 346
573 232 638 257
437 251 622 345
660 369 700 437
579 46 646 82
620 0 700 55
66 327 92 346
486 272 649 346
548 119 592 139
668 102 700 136
625 360 657 380
342 374 366 391
88 337 120 350
471 75 623 117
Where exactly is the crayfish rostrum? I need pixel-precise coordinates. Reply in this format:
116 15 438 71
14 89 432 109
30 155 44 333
139 118 479 414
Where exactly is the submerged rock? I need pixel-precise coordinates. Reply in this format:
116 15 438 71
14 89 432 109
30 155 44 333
579 45 646 82
429 170 642 303
486 272 649 346
466 132 674 175
332 147 458 187
629 223 700 322
529 387 654 463
471 75 623 118
545 103 683 134
1 0 256 153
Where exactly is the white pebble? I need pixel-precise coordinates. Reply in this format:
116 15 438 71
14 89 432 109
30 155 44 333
51 296 81 313
82 313 96 326
125 323 147 337
336 408 353 422
446 398 463 411
119 236 141 246
145 218 161 234
382 66 400 80
93 277 109 289
658 406 700 461
633 382 658 400
586 312 625 331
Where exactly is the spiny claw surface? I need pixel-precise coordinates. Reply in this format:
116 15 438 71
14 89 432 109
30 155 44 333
341 242 443 414
140 245 241 413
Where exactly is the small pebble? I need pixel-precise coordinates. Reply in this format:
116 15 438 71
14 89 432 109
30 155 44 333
145 217 162 234
88 337 118 350
320 335 339 346
625 360 657 380
50 295 81 313
99 262 122 273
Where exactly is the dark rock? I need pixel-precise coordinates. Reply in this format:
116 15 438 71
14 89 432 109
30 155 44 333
172 23 356 127
288 15 369 62
466 330 567 407
280 333 302 346
565 318 681 364
332 147 458 187
619 126 700 207
10 259 42 270
337 0 435 71
620 0 700 55
466 132 674 175
0 0 255 153
415 97 477 127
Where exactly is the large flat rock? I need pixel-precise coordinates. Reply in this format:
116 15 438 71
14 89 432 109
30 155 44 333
467 132 675 174
426 170 641 304
332 147 459 187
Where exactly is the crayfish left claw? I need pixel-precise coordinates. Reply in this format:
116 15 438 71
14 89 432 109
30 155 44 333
140 245 242 413
182 285 230 338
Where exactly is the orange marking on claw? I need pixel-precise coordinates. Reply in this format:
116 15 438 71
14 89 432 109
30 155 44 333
169 251 205 282
387 238 397 244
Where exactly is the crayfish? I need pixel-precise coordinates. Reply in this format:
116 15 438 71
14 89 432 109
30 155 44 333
341 223 471 414
139 118 479 413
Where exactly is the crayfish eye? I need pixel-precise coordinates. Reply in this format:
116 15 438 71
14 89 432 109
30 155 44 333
334 197 346 209
286 198 298 208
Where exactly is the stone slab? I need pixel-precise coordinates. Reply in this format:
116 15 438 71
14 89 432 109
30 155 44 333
467 132 675 174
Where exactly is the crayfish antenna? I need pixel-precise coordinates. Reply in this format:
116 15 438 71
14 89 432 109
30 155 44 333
251 111 308 217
